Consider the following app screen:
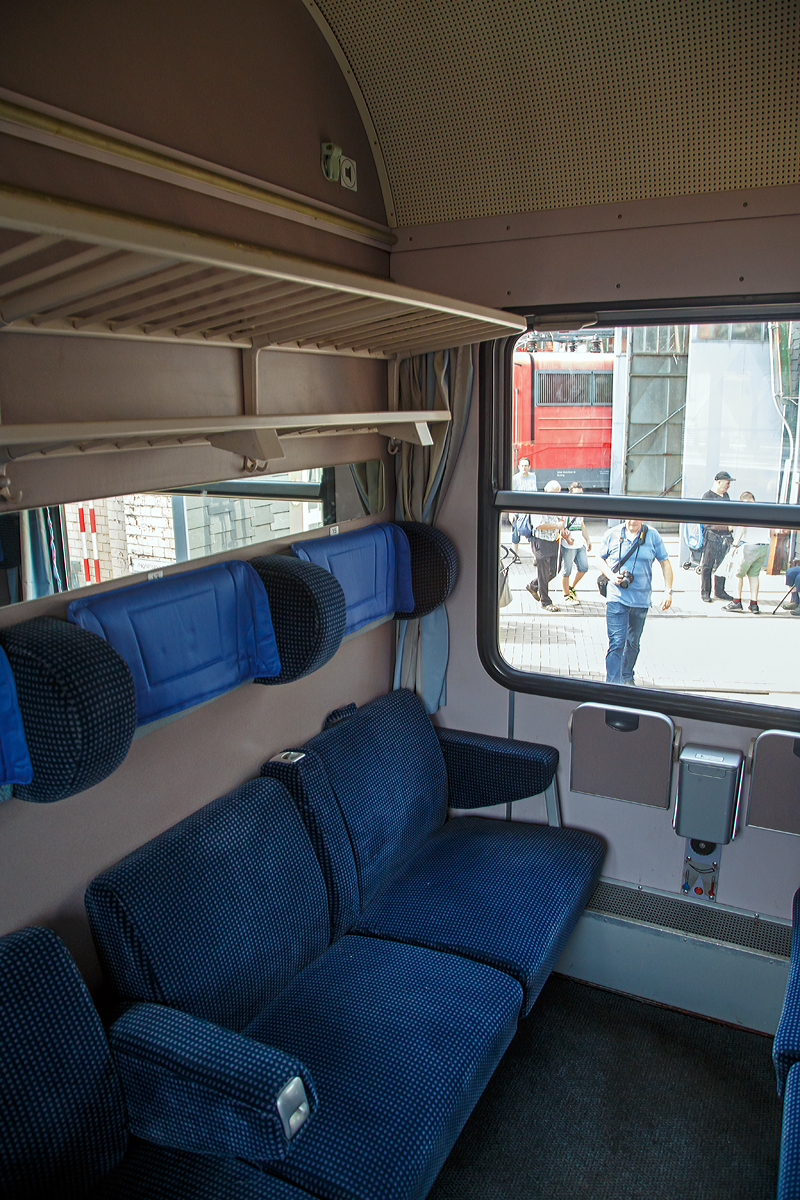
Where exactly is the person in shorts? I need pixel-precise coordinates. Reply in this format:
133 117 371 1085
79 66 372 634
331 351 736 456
723 491 772 614
560 482 592 604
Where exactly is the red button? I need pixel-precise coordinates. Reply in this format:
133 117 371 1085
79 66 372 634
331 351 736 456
694 886 704 895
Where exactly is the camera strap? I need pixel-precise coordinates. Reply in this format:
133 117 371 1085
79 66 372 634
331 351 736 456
612 524 648 574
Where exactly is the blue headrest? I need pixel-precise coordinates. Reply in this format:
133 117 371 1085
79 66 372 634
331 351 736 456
292 525 414 636
67 562 281 725
0 646 32 789
394 522 459 618
248 555 346 684
0 617 136 803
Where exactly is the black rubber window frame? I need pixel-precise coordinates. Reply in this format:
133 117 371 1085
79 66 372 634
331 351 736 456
477 303 800 732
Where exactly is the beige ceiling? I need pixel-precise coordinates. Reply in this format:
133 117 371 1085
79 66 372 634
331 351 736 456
313 0 800 227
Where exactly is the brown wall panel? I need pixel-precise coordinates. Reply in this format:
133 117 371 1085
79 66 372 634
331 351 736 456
0 0 386 225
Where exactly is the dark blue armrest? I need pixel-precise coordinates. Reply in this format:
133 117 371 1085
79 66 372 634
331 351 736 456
779 1063 800 1200
110 1003 317 1162
436 728 558 809
774 888 800 1097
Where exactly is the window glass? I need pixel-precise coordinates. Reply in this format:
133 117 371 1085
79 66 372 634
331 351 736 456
500 509 800 708
501 319 800 716
0 460 384 604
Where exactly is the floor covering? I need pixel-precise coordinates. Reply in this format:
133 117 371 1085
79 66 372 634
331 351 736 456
428 975 782 1200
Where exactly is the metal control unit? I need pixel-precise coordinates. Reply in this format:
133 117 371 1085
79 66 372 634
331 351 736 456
674 745 744 845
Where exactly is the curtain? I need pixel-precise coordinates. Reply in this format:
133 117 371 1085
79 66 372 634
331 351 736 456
393 345 475 713
20 508 64 601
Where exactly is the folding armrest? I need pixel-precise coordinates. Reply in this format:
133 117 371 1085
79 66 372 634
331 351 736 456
774 888 800 1096
110 1003 317 1162
436 727 559 809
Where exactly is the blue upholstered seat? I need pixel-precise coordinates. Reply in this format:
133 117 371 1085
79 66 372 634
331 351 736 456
68 561 281 725
291 524 414 635
780 1063 800 1200
0 925 314 1200
86 776 523 1200
262 689 605 1016
775 888 800 1097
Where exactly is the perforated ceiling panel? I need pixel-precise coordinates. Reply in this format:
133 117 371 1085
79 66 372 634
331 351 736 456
313 0 800 226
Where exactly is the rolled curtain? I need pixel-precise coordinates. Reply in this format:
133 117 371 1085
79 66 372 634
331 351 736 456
393 345 475 713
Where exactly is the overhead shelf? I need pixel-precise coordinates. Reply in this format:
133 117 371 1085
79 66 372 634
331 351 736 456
0 186 525 357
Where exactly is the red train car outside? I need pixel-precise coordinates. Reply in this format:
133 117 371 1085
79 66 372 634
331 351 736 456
513 350 613 491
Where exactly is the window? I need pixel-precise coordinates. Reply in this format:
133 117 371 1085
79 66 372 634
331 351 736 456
480 316 800 729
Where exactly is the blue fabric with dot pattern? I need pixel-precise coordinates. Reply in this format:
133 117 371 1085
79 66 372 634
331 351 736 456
0 925 128 1198
109 1002 317 1164
775 887 800 1096
292 525 414 635
68 561 281 725
780 1063 800 1200
243 934 522 1200
86 778 330 1031
0 644 32 786
393 522 458 618
296 689 448 910
249 555 345 685
436 727 558 807
354 816 605 1016
0 616 136 803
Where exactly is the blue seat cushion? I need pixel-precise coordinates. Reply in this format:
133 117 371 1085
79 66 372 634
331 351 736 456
0 645 32 787
85 778 330 1031
243 934 522 1200
0 926 128 1199
352 816 606 1017
774 887 800 1096
93 1141 320 1200
779 1063 800 1200
68 561 280 725
290 690 448 911
291 525 414 635
0 616 136 803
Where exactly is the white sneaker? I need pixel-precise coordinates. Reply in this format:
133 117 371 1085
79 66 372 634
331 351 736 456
564 594 579 605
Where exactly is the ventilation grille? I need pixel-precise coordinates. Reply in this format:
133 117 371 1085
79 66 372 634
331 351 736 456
316 0 800 226
535 371 613 405
587 881 791 958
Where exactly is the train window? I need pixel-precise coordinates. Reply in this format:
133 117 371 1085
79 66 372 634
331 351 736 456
482 317 800 729
0 460 384 604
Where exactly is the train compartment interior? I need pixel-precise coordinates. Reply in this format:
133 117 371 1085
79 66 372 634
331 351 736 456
1 3 800 1199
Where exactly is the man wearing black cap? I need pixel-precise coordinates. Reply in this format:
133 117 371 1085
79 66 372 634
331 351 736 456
700 471 735 602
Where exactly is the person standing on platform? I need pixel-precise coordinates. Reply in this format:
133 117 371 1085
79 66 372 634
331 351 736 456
598 518 673 685
560 482 592 603
526 480 569 613
700 471 735 603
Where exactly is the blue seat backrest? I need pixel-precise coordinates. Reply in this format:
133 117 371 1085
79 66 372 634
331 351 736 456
0 645 32 788
68 561 281 725
294 689 448 910
85 778 331 1032
0 926 127 1198
291 525 414 636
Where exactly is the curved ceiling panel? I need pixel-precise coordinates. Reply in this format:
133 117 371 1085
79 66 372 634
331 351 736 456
312 0 800 226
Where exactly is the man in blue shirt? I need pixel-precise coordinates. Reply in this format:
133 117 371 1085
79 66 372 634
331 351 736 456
598 519 673 685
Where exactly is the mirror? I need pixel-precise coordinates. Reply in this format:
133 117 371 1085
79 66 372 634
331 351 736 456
0 460 385 605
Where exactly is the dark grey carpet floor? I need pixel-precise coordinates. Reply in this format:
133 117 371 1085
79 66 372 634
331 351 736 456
428 975 782 1200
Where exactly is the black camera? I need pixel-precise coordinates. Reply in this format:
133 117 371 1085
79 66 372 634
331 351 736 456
617 570 634 588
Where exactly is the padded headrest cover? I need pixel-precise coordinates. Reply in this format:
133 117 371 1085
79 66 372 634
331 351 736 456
249 555 345 684
0 616 136 803
394 522 458 618
68 561 280 725
0 926 127 1195
0 646 32 788
292 525 414 636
